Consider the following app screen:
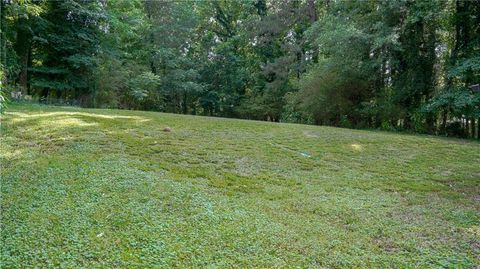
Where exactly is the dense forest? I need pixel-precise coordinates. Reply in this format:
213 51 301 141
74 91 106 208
0 0 479 138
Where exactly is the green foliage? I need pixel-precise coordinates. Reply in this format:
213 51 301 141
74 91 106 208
2 0 480 137
424 87 480 137
425 88 478 117
93 0 149 109
128 71 161 102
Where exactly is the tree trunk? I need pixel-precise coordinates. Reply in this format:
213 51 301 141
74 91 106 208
145 5 156 74
426 113 435 134
442 110 447 135
477 118 480 140
41 88 49 103
0 0 3 76
307 0 318 63
183 91 188 114
27 45 32 94
18 52 28 93
14 18 31 95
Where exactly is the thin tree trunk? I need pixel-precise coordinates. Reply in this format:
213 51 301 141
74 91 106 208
1 0 7 87
442 110 447 135
27 45 32 95
14 18 31 95
183 91 188 114
307 0 318 63
426 114 435 134
469 117 474 138
477 118 480 140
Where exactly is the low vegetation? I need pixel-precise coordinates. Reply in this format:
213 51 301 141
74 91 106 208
1 104 479 267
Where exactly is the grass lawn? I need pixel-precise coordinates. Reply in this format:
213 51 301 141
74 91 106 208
1 104 479 268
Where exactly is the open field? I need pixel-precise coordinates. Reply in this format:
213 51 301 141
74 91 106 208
1 104 479 268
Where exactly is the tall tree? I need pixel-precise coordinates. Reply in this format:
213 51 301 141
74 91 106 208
30 0 105 104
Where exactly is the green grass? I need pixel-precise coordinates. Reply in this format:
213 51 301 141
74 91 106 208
1 104 479 268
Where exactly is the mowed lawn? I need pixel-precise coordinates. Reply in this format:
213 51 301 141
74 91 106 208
1 104 479 268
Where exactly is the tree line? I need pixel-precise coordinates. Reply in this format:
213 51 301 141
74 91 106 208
1 0 479 138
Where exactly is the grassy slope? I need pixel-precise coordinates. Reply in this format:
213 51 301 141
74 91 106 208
1 104 479 268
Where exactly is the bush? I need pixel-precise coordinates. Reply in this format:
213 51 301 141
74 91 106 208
128 72 162 102
445 121 467 138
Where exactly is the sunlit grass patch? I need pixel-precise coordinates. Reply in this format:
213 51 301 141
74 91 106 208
350 143 363 151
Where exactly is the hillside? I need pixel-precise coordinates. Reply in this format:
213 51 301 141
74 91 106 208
1 104 479 268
